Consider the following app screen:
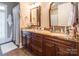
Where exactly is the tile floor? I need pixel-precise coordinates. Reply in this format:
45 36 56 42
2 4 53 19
0 47 33 56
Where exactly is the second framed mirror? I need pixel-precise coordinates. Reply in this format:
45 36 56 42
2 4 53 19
49 2 77 34
30 6 41 27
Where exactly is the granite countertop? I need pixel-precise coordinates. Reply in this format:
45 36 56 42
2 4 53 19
22 28 78 43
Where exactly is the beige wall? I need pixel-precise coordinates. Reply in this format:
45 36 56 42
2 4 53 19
20 2 51 28
40 2 50 28
20 2 76 28
20 3 31 28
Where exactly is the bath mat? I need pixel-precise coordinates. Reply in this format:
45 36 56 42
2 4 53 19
1 42 17 54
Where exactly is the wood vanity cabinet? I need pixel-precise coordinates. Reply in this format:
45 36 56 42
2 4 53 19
21 31 27 47
26 32 78 56
21 31 31 50
77 42 79 55
55 39 77 56
43 36 56 56
43 36 77 56
30 33 44 56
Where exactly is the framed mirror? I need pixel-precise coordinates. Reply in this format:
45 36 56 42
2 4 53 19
30 6 41 27
49 2 58 27
77 3 79 32
49 2 77 34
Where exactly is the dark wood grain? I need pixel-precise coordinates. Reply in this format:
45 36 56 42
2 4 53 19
29 32 78 56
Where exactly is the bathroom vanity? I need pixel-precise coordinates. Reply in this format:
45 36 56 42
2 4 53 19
21 29 78 56
20 2 79 56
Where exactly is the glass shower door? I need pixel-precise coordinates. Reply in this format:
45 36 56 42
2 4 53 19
0 10 6 44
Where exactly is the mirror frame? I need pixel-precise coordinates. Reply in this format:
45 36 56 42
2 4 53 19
30 6 41 27
49 2 78 28
49 2 53 28
49 2 58 28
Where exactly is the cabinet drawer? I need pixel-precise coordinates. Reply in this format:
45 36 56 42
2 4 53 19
31 36 43 42
31 34 43 40
45 39 54 45
31 33 42 37
44 36 75 47
44 39 56 56
57 46 77 56
31 44 43 56
31 38 43 48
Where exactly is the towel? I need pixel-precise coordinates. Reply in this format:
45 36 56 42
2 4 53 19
7 14 12 26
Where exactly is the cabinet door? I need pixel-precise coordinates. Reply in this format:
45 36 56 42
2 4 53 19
45 39 56 56
57 47 71 56
30 33 44 55
77 43 79 55
56 44 77 56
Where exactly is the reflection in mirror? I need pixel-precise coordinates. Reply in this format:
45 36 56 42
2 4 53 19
76 3 79 40
49 2 77 35
30 6 40 29
50 3 58 26
77 3 79 33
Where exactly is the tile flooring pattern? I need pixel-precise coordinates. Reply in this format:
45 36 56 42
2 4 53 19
0 47 33 56
1 42 18 54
